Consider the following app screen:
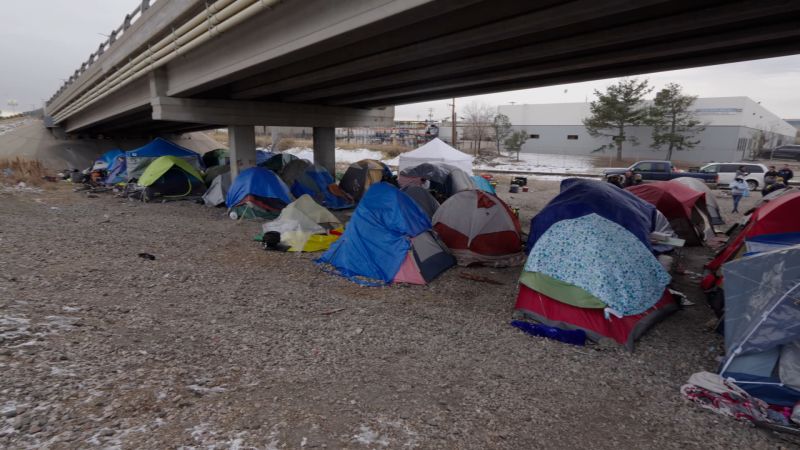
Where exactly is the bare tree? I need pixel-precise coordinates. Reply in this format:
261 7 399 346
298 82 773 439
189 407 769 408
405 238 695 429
462 102 493 155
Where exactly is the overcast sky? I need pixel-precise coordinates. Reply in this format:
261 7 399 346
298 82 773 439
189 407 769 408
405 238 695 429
2 1 800 121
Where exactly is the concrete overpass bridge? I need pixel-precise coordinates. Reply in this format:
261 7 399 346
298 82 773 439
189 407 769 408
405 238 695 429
45 0 800 175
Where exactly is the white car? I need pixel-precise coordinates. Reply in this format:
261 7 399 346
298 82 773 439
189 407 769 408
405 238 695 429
698 162 767 191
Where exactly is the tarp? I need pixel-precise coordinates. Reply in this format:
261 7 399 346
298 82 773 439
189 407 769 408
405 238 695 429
92 149 123 171
472 176 496 194
263 194 341 251
672 177 724 225
203 172 232 207
256 149 275 166
316 183 431 285
721 244 800 405
104 155 127 185
399 138 473 173
525 214 671 316
527 178 656 253
226 167 293 208
125 138 203 181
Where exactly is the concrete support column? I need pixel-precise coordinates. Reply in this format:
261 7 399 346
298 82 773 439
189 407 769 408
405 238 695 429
313 127 336 176
229 125 256 179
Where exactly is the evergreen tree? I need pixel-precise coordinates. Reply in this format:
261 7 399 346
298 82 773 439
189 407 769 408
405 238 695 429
583 79 652 161
504 130 528 161
491 113 513 155
647 83 705 161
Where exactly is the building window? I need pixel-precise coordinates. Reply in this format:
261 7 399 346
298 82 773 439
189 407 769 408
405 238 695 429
567 135 579 140
529 134 540 139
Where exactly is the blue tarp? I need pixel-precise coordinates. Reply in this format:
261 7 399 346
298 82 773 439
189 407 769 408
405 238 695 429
316 183 430 285
225 167 293 208
291 165 354 210
527 178 656 253
472 176 496 194
93 149 123 170
105 155 127 184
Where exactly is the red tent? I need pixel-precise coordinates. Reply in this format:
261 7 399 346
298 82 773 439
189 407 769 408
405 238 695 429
707 191 800 271
627 180 713 245
515 284 677 351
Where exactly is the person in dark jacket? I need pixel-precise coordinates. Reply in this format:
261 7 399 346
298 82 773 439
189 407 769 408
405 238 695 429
778 164 794 183
764 165 780 184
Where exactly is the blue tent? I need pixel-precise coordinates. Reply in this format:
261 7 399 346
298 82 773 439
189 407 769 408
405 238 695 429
316 183 431 285
125 138 203 181
527 178 656 253
720 244 800 406
92 149 123 170
472 176 496 194
256 149 275 165
226 167 293 208
291 164 354 210
105 155 127 185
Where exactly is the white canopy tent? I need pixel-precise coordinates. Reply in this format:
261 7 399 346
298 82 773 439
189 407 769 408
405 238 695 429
398 138 473 173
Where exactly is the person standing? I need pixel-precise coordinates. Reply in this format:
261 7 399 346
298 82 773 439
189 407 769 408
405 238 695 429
778 164 794 184
730 177 749 214
764 165 779 185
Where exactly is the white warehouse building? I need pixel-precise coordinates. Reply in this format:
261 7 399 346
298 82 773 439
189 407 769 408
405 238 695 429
498 97 796 163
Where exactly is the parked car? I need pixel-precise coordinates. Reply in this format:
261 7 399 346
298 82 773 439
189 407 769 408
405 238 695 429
769 145 800 161
697 162 766 191
603 160 718 185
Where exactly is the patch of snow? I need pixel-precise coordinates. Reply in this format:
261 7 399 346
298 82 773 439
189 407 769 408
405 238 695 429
284 147 387 164
186 384 226 395
353 425 389 447
475 153 603 175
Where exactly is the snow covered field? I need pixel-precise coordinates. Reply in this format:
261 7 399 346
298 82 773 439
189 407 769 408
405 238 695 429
475 153 605 175
281 147 604 177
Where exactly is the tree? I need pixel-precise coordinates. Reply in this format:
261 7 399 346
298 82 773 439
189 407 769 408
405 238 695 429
583 78 652 161
462 102 493 155
646 83 705 161
491 113 513 155
504 130 528 161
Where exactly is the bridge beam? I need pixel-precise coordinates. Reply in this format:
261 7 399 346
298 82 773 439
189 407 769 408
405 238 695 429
229 126 256 180
150 97 394 128
313 127 336 176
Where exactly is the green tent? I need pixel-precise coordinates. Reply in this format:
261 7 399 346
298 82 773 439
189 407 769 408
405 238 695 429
138 155 206 200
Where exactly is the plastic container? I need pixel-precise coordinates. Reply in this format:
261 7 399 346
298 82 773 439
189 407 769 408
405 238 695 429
509 185 519 193
522 186 529 192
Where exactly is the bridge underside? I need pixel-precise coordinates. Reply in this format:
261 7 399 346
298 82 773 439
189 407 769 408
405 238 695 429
51 0 800 137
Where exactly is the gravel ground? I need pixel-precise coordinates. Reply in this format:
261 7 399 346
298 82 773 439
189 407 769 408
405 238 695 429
0 178 786 449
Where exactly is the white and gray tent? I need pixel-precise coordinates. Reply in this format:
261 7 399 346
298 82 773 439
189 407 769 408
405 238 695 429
203 172 232 207
672 177 724 226
399 162 475 198
720 244 800 406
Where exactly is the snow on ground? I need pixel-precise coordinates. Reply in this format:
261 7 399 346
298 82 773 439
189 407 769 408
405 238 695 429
475 153 605 175
284 147 385 164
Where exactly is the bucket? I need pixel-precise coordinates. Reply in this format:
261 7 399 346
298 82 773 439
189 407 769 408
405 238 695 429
509 185 519 193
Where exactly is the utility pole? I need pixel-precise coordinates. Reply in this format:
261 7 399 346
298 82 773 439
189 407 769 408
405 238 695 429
448 98 457 148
